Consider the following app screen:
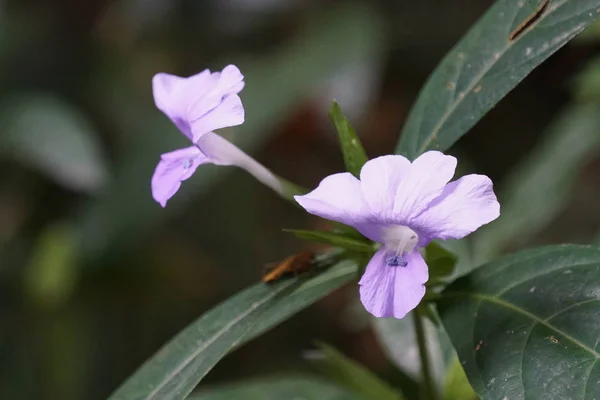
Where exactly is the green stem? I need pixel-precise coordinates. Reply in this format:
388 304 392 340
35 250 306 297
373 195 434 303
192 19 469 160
413 306 438 400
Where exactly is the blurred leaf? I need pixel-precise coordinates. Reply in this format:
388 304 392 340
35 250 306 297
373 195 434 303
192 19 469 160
442 356 477 400
372 313 452 392
308 342 405 400
0 94 108 193
328 101 368 177
284 229 374 253
77 2 384 264
109 258 358 400
191 376 365 400
107 280 298 400
571 56 600 101
331 222 367 239
474 102 600 261
420 304 442 327
23 222 78 309
395 0 600 159
435 239 475 280
438 244 600 399
425 242 458 285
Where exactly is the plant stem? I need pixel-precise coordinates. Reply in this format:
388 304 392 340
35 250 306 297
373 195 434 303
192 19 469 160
413 306 438 400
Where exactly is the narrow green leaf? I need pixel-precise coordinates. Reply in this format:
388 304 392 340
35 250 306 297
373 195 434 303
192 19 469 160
109 259 359 400
190 376 365 400
107 281 296 400
328 101 369 177
309 342 405 400
473 102 600 261
284 229 374 253
395 0 600 159
438 244 600 399
330 222 367 239
243 259 358 343
442 356 477 400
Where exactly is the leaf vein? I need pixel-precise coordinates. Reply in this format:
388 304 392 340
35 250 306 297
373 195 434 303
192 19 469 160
544 298 600 322
441 292 600 358
582 357 597 399
518 322 536 397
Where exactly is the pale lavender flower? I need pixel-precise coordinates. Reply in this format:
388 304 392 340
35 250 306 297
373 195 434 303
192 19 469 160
295 152 500 319
151 65 282 207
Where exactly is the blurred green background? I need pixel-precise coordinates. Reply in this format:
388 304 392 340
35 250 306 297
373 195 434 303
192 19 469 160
1 0 600 399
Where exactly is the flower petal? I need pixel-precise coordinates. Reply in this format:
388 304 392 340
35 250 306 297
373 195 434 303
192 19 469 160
190 94 244 142
392 251 428 319
359 152 456 224
395 151 457 222
359 249 428 319
358 249 396 317
151 146 210 207
360 155 411 222
152 70 212 139
187 65 245 139
411 174 500 241
294 173 376 238
151 65 245 141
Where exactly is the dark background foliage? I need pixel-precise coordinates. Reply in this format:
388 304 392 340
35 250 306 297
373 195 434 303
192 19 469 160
0 0 599 399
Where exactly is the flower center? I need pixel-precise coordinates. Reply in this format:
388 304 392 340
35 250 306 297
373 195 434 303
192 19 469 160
380 225 419 267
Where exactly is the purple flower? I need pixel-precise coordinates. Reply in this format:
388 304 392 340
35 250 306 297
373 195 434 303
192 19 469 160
295 152 500 319
151 65 284 207
151 65 244 206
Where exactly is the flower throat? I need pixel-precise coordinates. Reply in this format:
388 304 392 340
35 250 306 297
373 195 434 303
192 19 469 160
380 225 419 267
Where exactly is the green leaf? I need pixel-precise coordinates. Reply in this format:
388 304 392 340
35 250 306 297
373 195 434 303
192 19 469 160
425 242 458 284
328 101 369 177
0 94 108 193
420 304 442 327
331 222 369 239
284 229 374 253
395 0 600 159
575 18 600 42
309 342 405 400
107 281 296 400
437 244 600 399
442 356 477 400
190 376 365 400
473 102 600 261
109 259 358 400
243 259 358 342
